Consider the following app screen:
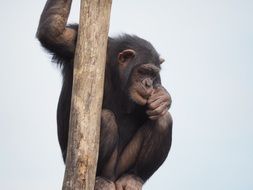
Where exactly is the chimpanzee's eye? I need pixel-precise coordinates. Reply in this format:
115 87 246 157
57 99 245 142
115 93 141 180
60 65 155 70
137 68 147 75
138 68 158 84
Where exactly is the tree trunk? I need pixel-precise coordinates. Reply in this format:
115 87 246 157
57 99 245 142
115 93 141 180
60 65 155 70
62 0 112 189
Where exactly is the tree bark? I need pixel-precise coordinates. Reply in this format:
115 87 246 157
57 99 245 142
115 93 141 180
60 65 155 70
62 0 112 189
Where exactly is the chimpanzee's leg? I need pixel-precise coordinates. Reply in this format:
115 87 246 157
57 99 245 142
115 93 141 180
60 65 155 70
95 109 119 189
115 112 172 189
57 80 72 162
134 113 172 181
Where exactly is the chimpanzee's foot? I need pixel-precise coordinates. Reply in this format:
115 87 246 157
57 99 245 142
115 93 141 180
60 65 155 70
95 177 116 190
115 175 143 190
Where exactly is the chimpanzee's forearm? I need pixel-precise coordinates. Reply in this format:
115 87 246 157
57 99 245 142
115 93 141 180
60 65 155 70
36 0 77 57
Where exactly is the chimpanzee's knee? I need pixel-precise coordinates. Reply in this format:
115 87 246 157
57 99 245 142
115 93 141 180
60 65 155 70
155 112 173 132
131 112 172 181
97 109 119 175
100 109 118 145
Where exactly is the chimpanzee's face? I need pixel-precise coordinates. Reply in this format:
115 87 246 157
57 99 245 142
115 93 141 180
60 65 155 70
128 64 160 105
117 49 163 105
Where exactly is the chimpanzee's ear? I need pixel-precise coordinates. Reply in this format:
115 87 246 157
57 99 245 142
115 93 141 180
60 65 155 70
159 57 165 64
118 49 136 64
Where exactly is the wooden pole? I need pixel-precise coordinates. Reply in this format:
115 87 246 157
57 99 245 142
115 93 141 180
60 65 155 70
62 0 112 189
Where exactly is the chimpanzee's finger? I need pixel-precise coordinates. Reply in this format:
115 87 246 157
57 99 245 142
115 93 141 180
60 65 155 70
148 107 169 120
161 109 168 116
149 115 160 120
146 102 169 116
147 91 165 104
148 87 171 104
148 95 169 110
115 182 124 190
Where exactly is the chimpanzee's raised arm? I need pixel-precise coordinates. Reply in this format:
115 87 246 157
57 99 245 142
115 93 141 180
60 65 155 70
36 0 77 60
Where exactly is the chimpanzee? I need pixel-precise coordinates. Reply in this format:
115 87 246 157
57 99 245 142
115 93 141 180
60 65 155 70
37 0 172 189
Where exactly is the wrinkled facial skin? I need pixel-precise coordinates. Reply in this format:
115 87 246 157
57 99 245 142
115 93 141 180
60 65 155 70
129 64 160 105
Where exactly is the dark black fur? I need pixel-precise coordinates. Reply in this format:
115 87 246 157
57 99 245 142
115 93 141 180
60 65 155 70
38 25 172 182
36 0 172 186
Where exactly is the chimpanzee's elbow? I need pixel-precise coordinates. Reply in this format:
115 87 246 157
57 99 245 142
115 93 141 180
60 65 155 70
36 26 51 47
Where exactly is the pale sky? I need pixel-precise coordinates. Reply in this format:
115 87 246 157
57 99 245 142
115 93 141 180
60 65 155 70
0 0 253 190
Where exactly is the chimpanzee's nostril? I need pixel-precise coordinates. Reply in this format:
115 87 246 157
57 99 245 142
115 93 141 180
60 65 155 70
143 79 153 88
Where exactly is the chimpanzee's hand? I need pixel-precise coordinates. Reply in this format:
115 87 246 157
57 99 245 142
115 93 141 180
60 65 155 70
146 86 171 120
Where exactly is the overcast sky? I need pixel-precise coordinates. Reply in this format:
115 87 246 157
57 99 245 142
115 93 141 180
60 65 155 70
0 0 253 190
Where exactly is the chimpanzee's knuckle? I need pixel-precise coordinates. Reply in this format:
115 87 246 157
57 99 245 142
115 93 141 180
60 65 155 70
148 103 155 109
158 105 166 114
152 111 158 117
148 111 155 117
125 185 134 190
101 109 116 121
163 96 171 109
153 108 160 115
163 94 169 101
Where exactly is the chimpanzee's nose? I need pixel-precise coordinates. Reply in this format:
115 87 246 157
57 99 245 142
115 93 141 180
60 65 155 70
142 78 153 89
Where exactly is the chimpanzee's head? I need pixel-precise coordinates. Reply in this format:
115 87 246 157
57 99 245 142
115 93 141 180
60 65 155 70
109 35 165 106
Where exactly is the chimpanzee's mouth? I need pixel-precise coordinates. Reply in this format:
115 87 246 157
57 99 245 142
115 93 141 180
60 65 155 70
130 87 153 106
139 84 153 98
129 90 148 106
